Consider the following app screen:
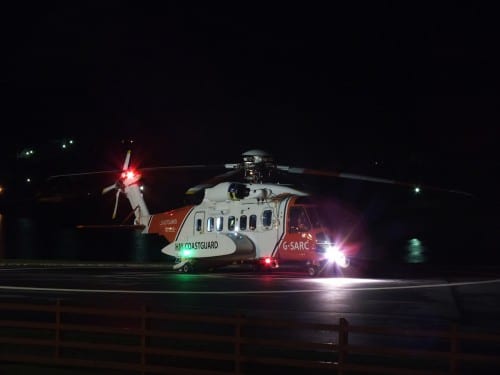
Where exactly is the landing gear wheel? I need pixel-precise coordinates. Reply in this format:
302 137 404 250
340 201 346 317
180 263 193 273
307 265 319 277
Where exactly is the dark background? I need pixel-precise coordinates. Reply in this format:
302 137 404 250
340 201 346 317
1 2 498 208
0 2 498 266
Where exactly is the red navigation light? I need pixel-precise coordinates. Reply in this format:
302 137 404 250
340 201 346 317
259 256 278 269
120 169 142 186
121 170 136 180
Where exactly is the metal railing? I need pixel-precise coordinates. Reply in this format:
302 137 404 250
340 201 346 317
1 300 499 374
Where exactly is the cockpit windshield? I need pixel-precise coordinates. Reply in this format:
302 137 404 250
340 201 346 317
288 199 326 233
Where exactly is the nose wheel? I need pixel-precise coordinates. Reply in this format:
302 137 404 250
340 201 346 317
307 265 319 277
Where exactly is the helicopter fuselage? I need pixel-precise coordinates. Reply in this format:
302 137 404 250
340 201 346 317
138 182 350 276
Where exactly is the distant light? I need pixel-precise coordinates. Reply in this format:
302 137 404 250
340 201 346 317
405 237 426 263
19 149 35 159
0 185 4 194
62 139 74 149
413 186 421 194
26 178 31 183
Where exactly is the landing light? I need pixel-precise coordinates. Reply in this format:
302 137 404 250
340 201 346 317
325 245 349 268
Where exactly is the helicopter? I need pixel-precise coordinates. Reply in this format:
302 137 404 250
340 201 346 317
61 148 471 277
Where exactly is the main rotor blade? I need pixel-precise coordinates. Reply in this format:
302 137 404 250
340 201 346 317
139 164 226 172
283 167 398 184
185 169 241 195
185 184 215 195
48 162 228 181
48 164 220 179
279 166 473 197
48 170 121 180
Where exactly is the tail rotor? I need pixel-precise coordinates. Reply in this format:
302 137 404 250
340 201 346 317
112 189 121 219
102 150 133 219
101 183 117 195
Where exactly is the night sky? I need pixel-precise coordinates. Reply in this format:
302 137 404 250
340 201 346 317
1 2 499 199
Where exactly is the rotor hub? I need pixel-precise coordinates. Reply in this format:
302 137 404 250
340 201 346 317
241 149 277 183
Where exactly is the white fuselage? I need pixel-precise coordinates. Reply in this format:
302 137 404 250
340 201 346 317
159 183 307 261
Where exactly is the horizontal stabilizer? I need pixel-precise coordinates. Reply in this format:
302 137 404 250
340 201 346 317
76 224 146 230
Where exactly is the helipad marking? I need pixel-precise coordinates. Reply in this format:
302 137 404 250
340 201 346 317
1 278 499 295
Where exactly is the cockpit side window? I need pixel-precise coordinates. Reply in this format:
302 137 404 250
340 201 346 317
289 206 310 233
305 207 322 228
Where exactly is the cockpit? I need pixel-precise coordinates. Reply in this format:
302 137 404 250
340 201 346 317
288 198 323 233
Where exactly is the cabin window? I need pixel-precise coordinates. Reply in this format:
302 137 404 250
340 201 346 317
228 216 236 231
216 217 224 231
262 209 273 228
249 214 257 230
207 217 214 232
240 215 247 230
196 218 203 232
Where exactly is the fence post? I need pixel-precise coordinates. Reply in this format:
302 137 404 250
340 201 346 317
55 299 61 360
141 305 148 375
234 313 243 375
338 317 349 375
449 323 459 375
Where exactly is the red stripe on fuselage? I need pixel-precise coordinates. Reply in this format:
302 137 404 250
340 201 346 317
148 205 195 243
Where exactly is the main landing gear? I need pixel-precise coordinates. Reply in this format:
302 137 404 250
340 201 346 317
179 262 193 273
173 259 194 273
